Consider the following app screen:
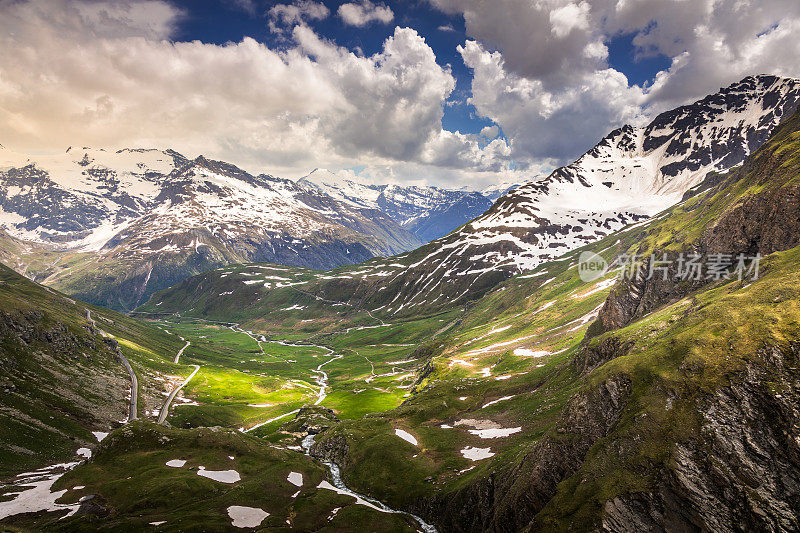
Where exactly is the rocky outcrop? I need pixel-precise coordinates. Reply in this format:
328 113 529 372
310 435 350 469
575 335 634 375
602 345 800 532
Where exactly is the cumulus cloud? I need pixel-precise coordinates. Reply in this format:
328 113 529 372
432 0 800 165
459 40 647 164
0 0 511 187
337 1 394 27
268 0 329 33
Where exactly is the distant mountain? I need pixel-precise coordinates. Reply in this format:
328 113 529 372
0 148 422 310
298 169 493 242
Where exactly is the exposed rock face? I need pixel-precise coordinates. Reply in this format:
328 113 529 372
310 435 350 469
415 375 633 532
574 335 634 375
602 346 800 533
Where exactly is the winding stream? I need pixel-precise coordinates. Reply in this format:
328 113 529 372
301 435 437 533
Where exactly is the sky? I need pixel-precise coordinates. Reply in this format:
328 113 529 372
2 0 800 189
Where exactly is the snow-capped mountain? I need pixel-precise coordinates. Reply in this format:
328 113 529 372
0 148 422 310
294 75 800 316
468 75 800 271
298 169 493 242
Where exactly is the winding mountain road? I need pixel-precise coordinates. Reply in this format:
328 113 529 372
174 339 190 364
87 309 138 421
157 365 200 424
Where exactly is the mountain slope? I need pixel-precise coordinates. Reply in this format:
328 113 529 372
142 75 800 321
7 103 800 532
0 262 184 476
303 105 800 532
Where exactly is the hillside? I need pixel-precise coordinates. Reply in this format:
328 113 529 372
301 105 800 530
0 262 185 476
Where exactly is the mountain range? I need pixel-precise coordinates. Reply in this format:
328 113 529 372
144 75 800 320
0 148 497 311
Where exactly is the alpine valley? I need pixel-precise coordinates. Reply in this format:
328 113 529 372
3 73 800 533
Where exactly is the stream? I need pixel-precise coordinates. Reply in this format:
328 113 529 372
301 435 438 533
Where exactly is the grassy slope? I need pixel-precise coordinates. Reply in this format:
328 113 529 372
0 262 194 476
309 110 800 528
1 422 418 532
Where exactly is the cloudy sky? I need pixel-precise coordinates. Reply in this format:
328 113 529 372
2 0 799 188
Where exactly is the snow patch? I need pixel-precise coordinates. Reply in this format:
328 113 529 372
227 506 269 528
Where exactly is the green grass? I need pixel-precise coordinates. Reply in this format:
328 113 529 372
1 422 419 532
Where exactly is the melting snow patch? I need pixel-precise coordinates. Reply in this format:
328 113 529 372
150 521 166 526
513 349 550 357
197 467 240 483
394 429 418 446
482 396 514 409
76 448 92 459
287 472 303 487
0 462 81 520
461 447 495 461
227 506 269 528
92 431 109 442
468 427 522 439
165 459 186 468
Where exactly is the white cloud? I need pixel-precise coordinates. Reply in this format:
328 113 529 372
459 40 647 164
549 2 591 38
337 1 394 27
437 23 456 32
432 0 800 165
0 0 513 189
268 0 329 33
